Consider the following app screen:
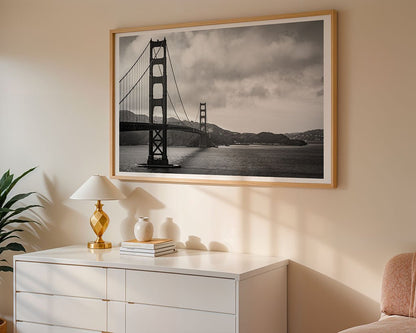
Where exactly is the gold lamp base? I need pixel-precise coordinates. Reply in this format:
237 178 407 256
88 240 112 249
88 200 112 249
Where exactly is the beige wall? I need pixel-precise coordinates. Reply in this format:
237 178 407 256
1 0 416 332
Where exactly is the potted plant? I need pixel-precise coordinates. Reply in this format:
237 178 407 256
0 167 40 333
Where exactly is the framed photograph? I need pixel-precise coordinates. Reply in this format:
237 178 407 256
110 10 337 187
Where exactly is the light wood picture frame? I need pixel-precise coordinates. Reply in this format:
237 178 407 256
110 10 337 187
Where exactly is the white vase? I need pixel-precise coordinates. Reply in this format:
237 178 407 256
134 217 153 242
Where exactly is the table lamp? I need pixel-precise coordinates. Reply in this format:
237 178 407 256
70 175 125 249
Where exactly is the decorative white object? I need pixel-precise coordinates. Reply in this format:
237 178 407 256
14 246 288 333
134 216 153 242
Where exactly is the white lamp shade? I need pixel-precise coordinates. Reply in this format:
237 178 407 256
70 175 126 201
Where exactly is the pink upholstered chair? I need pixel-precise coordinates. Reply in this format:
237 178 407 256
340 253 416 332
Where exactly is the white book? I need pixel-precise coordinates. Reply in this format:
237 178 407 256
120 245 176 254
121 238 175 249
120 248 176 257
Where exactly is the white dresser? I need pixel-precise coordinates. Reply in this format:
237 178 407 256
13 246 288 333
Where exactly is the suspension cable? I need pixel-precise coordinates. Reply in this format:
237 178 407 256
119 42 150 82
194 106 200 123
155 63 183 124
119 45 162 105
166 45 191 123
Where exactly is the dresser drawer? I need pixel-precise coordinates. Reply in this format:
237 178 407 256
16 293 106 331
16 321 101 333
15 261 106 298
126 303 235 333
126 270 235 313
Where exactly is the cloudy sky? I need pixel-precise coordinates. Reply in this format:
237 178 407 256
118 19 324 134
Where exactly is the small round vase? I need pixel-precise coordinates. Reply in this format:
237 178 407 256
134 217 153 242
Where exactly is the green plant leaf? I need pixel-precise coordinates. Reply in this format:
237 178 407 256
0 171 12 197
0 176 13 208
0 167 40 274
0 235 20 246
0 235 22 246
0 242 26 254
0 167 36 207
4 192 36 209
0 170 10 185
0 266 13 272
0 229 23 242
0 219 39 231
0 198 38 221
2 204 41 221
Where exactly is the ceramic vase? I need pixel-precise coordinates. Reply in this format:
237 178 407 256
134 217 153 241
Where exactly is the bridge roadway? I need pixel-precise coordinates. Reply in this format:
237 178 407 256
120 121 204 135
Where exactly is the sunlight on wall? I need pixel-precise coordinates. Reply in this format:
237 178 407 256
2 1 416 333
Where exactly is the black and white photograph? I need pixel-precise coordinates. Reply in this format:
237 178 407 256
111 11 337 186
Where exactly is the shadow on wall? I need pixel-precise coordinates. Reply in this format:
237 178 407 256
12 174 84 253
118 186 165 241
160 217 182 245
289 262 380 332
84 182 382 333
32 174 86 249
193 184 384 332
160 217 229 251
183 235 229 251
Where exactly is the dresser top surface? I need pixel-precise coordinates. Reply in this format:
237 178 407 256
14 246 288 279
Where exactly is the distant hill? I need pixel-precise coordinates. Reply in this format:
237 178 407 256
119 110 310 147
119 111 201 146
285 129 323 143
206 123 306 146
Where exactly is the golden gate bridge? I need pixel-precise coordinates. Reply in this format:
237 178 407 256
119 38 208 168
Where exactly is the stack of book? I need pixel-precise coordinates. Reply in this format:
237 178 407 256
120 238 176 257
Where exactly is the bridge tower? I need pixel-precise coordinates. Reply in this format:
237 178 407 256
199 102 208 147
147 38 169 166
